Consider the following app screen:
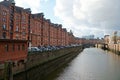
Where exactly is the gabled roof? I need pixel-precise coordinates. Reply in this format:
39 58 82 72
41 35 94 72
0 0 11 8
24 8 31 13
15 6 23 13
0 0 31 14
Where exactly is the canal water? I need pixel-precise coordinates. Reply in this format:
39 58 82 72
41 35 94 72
44 48 120 80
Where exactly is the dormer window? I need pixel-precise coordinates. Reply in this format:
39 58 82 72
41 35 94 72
2 24 6 30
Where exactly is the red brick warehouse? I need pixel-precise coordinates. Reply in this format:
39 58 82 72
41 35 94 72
0 0 82 48
0 0 100 64
0 0 29 65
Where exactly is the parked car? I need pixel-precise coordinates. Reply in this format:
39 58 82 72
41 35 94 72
28 47 42 52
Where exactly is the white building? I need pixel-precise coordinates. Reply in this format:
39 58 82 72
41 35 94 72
109 31 120 44
82 35 94 40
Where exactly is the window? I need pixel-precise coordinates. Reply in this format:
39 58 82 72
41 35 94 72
22 15 25 20
5 44 9 52
3 18 6 22
4 12 6 15
22 37 26 40
3 11 6 16
22 44 25 50
2 24 6 30
16 16 19 20
22 32 26 35
16 34 19 39
16 26 19 31
2 12 4 15
10 25 13 31
2 32 6 39
22 26 26 29
18 45 20 51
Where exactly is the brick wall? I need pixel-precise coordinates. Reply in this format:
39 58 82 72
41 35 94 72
0 0 84 47
0 5 10 39
0 40 27 63
42 19 49 46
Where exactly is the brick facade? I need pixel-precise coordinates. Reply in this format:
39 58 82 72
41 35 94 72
42 19 49 46
0 0 102 63
0 5 10 39
0 0 84 48
0 39 27 63
57 25 62 46
0 0 30 40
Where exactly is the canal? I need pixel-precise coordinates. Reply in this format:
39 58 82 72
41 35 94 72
44 48 120 80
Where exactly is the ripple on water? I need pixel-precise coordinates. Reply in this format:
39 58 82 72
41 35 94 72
55 48 120 80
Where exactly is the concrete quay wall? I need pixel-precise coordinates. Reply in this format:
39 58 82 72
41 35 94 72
96 44 120 54
108 44 120 54
13 46 82 80
0 46 83 80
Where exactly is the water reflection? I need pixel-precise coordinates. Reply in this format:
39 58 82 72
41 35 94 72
55 48 120 80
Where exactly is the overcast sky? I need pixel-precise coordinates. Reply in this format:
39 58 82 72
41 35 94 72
0 0 120 38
